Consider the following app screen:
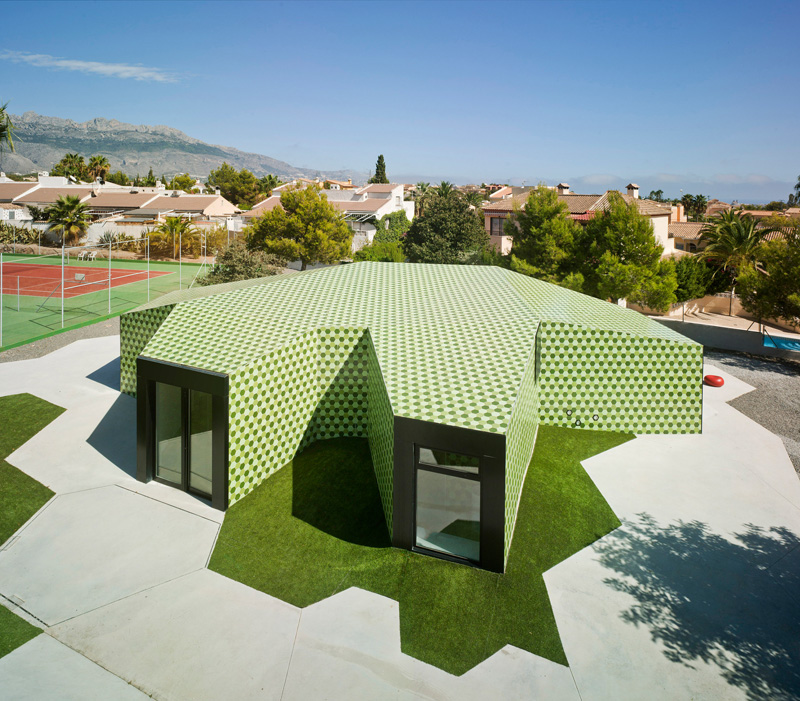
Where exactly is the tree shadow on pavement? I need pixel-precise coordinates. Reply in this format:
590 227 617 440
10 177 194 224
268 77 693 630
594 513 800 701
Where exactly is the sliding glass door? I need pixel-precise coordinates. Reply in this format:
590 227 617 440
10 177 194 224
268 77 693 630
153 382 214 499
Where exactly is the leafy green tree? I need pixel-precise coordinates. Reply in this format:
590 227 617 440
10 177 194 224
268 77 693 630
51 153 88 180
737 233 800 327
792 175 800 205
506 184 580 284
368 155 389 184
403 191 488 264
46 195 90 245
199 240 285 285
26 205 49 222
374 210 411 243
246 185 352 270
575 191 676 310
105 170 130 186
167 173 196 192
87 155 110 180
647 189 665 202
354 240 405 262
207 162 266 207
673 254 712 303
0 100 15 169
143 168 157 187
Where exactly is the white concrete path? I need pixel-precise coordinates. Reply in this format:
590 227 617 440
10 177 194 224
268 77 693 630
1 337 799 699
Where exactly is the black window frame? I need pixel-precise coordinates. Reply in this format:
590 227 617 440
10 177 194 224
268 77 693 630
136 357 229 511
393 416 506 573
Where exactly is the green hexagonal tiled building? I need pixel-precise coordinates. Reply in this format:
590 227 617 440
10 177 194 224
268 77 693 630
121 262 702 572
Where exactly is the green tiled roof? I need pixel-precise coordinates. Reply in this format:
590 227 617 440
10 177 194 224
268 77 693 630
506 271 693 342
141 263 695 432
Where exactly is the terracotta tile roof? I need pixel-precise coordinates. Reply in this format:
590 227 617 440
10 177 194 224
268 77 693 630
242 196 282 218
84 192 159 209
668 222 705 240
483 192 603 214
361 184 399 193
591 192 671 216
329 198 386 213
146 195 222 212
0 182 39 202
488 186 513 199
0 202 24 210
15 187 93 204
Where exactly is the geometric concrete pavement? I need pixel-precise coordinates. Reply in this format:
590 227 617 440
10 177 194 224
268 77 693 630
0 485 218 626
0 634 149 701
50 569 300 701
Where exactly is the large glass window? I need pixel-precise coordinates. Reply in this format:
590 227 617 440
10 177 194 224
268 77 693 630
155 383 182 485
415 447 481 563
189 390 213 496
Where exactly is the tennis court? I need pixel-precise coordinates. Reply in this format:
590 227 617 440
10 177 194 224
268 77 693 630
0 261 170 298
0 252 207 350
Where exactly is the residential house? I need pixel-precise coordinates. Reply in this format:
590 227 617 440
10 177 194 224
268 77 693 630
483 183 673 256
243 181 413 252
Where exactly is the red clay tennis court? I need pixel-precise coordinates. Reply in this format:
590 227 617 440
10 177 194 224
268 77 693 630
0 261 171 298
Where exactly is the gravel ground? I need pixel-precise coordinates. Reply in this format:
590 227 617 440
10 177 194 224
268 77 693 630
706 349 800 475
0 317 120 363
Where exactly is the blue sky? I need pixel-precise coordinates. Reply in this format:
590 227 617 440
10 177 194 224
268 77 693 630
2 0 798 201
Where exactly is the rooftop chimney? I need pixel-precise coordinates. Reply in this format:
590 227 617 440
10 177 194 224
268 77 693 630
557 183 570 195
215 187 221 196
626 183 639 199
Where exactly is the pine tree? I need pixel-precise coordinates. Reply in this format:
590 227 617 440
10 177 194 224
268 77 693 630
369 155 389 184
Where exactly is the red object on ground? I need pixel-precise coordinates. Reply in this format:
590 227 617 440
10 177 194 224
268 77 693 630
704 375 724 387
0 261 170 298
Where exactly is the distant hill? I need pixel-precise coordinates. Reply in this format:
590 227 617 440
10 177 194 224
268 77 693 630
2 111 366 183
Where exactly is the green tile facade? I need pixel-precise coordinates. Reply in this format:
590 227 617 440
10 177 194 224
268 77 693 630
537 321 703 434
119 305 175 396
122 262 704 568
503 344 540 563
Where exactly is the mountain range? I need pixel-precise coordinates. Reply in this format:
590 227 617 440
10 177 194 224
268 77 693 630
2 112 366 183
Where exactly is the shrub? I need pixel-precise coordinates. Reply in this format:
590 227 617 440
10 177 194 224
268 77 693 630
199 240 286 286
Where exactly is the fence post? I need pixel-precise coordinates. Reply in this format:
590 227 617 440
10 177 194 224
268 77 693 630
108 241 112 315
17 275 19 312
1 251 4 348
61 245 64 328
147 237 150 302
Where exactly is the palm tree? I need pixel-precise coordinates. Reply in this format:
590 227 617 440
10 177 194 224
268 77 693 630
698 210 778 311
0 101 15 171
46 196 91 245
87 155 110 180
53 153 88 181
436 181 456 199
414 181 430 217
464 191 484 207
154 216 200 259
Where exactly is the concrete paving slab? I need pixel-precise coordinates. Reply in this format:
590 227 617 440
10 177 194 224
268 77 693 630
701 361 755 403
7 391 137 493
50 569 300 701
0 485 218 626
583 401 800 546
118 481 224 525
0 634 148 700
282 587 579 701
546 514 800 701
0 336 121 410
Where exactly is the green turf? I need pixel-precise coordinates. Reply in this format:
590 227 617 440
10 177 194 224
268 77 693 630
0 252 206 349
209 425 633 675
0 605 40 659
0 393 65 545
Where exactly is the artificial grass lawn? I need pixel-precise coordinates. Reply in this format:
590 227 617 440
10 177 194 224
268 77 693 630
209 426 633 675
0 393 65 545
0 605 40 659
